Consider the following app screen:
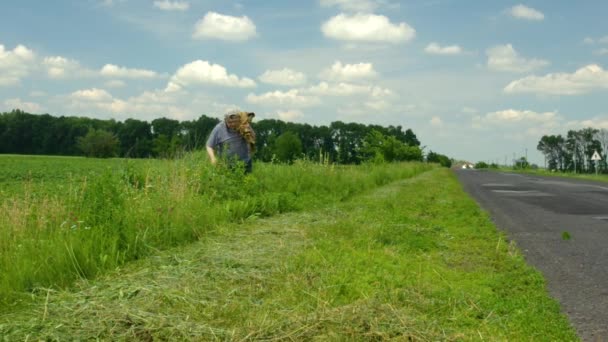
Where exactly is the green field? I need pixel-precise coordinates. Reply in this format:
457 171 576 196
0 154 577 340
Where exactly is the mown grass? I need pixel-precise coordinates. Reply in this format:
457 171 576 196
0 168 578 340
497 167 608 183
0 153 433 309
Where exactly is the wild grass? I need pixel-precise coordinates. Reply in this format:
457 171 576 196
0 152 432 308
0 168 577 340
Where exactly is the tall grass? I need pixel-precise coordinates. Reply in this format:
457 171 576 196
0 152 433 308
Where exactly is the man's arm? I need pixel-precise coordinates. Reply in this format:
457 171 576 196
206 125 220 165
206 145 217 165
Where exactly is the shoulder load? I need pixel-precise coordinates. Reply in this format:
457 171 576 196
238 112 256 152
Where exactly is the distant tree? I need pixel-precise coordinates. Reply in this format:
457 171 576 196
252 119 287 162
475 161 489 169
182 115 219 150
117 118 153 157
566 128 601 173
331 121 371 164
0 111 425 164
537 134 567 171
76 129 119 158
594 129 608 172
151 117 181 138
427 151 452 168
513 157 529 170
361 129 424 163
404 128 421 147
274 131 303 163
360 130 386 162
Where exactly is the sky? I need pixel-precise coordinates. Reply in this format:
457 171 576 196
1 0 608 165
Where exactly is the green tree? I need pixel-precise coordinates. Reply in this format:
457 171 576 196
151 117 181 138
537 134 566 171
274 131 303 163
513 157 529 170
117 118 153 157
475 161 489 169
182 115 219 150
427 151 452 168
361 130 423 163
76 129 119 158
404 128 421 147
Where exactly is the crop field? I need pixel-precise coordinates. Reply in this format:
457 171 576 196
0 155 158 197
0 154 577 340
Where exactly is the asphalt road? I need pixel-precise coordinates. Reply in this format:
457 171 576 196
455 170 608 342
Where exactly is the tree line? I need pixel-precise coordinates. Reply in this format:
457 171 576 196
0 109 452 165
537 128 608 173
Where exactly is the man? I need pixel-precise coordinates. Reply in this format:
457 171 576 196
206 110 255 173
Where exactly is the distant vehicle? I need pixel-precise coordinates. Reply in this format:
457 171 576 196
461 163 474 169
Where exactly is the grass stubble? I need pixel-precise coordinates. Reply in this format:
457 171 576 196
0 168 578 341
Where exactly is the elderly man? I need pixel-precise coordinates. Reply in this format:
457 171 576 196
206 110 255 173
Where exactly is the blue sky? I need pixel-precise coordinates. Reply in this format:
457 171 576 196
1 0 608 164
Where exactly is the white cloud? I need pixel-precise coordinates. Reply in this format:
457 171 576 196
486 44 548 73
473 110 561 137
504 64 608 95
0 44 35 86
29 91 47 97
424 42 463 55
306 81 371 96
583 36 608 45
105 80 127 88
566 117 608 130
65 88 197 121
42 56 92 79
461 107 478 114
430 116 443 126
153 0 189 11
100 64 160 79
596 48 608 56
508 4 544 21
193 12 257 41
583 37 595 45
304 82 392 98
370 86 392 98
365 99 389 110
166 60 256 91
276 109 304 121
319 0 378 12
258 68 307 86
246 90 320 107
320 61 377 81
321 13 415 44
480 109 557 124
70 88 113 102
3 98 44 113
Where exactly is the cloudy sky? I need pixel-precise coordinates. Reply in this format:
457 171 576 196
1 0 608 164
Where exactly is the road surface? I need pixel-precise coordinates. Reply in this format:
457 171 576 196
455 170 608 341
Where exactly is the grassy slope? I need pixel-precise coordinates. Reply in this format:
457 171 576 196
0 169 578 340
